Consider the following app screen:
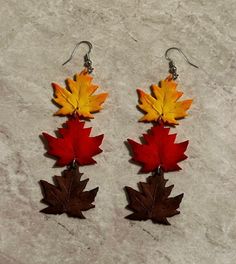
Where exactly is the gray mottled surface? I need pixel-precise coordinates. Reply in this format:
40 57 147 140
0 0 236 263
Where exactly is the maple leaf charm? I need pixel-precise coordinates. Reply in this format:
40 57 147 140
52 69 108 118
40 166 98 218
125 170 183 225
128 125 188 173
138 75 193 125
43 118 103 166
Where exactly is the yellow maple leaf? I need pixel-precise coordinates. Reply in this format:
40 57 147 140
52 69 108 118
137 75 193 125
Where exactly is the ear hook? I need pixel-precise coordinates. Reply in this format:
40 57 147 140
165 47 199 80
62 40 94 73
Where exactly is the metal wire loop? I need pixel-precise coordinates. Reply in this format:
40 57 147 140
165 47 199 80
62 40 94 73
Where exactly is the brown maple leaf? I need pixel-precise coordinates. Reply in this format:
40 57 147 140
40 166 98 218
125 170 183 225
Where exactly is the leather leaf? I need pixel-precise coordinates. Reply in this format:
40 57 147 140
125 171 183 225
138 75 192 125
43 117 103 167
40 166 98 218
53 69 108 118
128 124 188 173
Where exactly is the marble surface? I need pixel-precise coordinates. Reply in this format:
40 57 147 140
0 0 236 263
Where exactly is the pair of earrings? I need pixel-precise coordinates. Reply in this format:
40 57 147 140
39 41 198 225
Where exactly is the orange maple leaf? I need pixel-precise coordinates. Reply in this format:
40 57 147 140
137 75 193 125
52 69 108 118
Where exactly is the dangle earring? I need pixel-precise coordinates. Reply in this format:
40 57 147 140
39 41 108 218
124 47 198 225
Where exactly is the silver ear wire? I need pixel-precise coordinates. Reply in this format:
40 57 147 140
62 40 94 74
165 47 199 80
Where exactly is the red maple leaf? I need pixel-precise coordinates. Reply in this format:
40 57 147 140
43 118 103 166
127 125 188 173
125 170 183 225
40 166 98 218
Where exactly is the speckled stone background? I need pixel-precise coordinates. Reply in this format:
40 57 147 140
0 0 236 263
